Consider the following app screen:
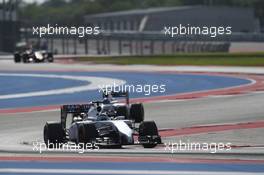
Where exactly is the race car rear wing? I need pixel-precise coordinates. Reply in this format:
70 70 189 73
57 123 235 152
102 90 129 105
61 104 91 113
60 104 92 129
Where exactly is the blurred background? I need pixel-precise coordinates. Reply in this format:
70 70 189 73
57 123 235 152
0 0 264 56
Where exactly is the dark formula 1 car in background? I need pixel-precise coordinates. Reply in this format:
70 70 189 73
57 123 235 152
44 90 162 149
14 42 54 63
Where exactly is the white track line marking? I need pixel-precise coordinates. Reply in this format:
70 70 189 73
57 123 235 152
0 169 262 175
0 73 126 99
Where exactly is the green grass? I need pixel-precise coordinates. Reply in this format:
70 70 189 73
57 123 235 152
76 53 264 66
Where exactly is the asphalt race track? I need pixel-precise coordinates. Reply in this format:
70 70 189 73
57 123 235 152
0 60 264 174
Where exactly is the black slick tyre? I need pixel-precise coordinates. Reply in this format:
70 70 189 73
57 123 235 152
130 103 144 123
139 121 159 148
43 122 65 148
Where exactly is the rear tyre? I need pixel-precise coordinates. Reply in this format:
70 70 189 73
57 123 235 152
78 124 97 145
116 106 128 119
22 54 28 63
47 53 54 62
139 121 159 148
14 53 21 63
130 103 144 123
43 122 65 148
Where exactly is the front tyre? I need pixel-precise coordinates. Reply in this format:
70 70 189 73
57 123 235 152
130 103 144 123
139 121 161 148
43 122 65 148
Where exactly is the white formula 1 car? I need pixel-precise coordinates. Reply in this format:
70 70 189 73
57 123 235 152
14 42 53 63
43 91 161 149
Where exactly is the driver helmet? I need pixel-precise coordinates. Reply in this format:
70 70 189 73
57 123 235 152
103 98 111 104
97 113 109 121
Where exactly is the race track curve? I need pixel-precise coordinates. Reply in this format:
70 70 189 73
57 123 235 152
0 60 264 174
